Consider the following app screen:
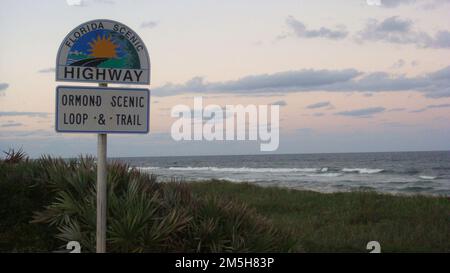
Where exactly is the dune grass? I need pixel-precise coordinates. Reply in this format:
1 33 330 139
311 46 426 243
190 181 450 253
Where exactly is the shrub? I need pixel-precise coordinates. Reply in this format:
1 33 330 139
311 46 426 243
29 156 296 252
182 196 297 252
0 155 58 252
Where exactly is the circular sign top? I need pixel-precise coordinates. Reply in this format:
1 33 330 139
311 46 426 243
56 19 150 85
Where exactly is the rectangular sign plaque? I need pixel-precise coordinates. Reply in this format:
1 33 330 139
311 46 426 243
56 86 150 133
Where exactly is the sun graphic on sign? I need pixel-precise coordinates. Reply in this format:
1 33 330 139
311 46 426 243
88 35 119 58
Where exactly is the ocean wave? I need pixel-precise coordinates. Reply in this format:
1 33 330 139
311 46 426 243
135 166 160 171
141 166 388 175
342 168 384 174
419 175 437 180
167 167 321 173
217 177 258 183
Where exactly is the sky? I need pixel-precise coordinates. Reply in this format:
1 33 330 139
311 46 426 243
0 0 449 158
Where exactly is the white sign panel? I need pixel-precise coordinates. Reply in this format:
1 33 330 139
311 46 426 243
56 86 149 133
56 19 150 85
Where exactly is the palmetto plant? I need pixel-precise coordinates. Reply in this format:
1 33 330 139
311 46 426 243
31 156 297 252
32 157 186 252
2 148 28 164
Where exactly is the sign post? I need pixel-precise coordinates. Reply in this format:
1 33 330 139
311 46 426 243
56 19 151 253
97 132 107 252
97 83 107 253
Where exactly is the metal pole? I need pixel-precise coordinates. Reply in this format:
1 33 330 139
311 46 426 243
97 82 107 253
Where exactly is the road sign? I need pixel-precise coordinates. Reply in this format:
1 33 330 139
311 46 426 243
56 19 152 253
56 86 150 133
56 19 150 85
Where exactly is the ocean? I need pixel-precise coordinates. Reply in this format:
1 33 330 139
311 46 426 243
116 151 450 196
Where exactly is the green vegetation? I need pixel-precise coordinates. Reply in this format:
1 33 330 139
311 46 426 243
190 181 450 252
0 150 296 253
1 149 449 252
0 149 58 252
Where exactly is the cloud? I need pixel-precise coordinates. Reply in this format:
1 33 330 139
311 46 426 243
412 103 450 113
271 100 287 106
281 14 449 48
335 107 386 117
284 16 348 40
319 65 450 97
421 66 450 97
377 16 413 32
1 122 23 128
333 71 427 92
427 103 450 109
422 0 450 9
433 31 450 48
313 113 325 117
356 16 450 48
0 112 50 118
378 0 450 9
306 101 331 109
152 65 450 98
391 59 406 69
376 0 449 9
140 21 158 29
153 69 361 96
388 107 406 112
37 68 55 73
379 0 416 8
